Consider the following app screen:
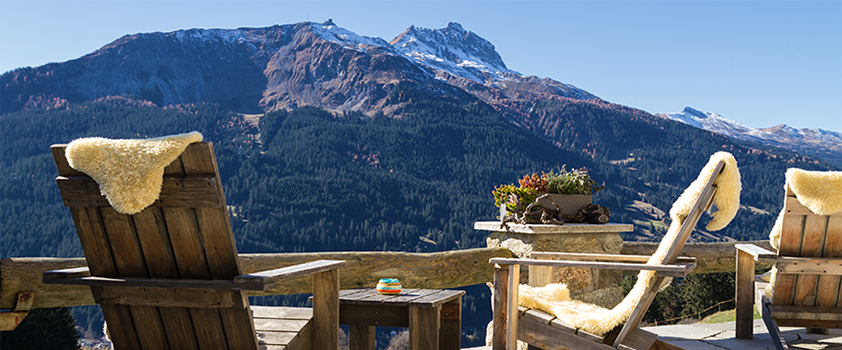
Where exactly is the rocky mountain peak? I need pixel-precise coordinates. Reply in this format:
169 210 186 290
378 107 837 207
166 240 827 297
389 22 514 83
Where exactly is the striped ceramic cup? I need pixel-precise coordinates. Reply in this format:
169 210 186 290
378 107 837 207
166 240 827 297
376 278 402 295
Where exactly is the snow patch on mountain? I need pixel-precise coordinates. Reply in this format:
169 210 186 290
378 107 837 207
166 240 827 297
389 22 518 83
309 20 396 54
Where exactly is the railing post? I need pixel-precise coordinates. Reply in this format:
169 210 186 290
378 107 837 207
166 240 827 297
492 264 509 350
735 247 755 340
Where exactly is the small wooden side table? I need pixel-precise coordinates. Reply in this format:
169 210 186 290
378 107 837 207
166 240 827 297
338 288 465 350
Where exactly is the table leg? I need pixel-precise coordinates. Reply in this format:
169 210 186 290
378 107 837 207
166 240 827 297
410 305 441 350
349 324 375 350
439 300 461 350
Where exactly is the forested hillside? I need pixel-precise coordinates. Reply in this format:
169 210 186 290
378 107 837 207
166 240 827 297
1 93 838 345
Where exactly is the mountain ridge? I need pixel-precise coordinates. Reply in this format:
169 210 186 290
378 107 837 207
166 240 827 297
661 107 842 167
1 20 596 118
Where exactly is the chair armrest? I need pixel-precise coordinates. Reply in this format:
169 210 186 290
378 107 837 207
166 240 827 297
489 257 695 277
234 260 346 290
735 244 777 262
530 251 696 264
43 261 346 292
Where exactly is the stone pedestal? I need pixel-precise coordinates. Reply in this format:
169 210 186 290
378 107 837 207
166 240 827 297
477 221 633 308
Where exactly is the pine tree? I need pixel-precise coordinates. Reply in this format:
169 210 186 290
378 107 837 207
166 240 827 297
0 307 80 349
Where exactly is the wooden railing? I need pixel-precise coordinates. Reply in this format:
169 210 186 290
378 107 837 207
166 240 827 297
0 241 772 310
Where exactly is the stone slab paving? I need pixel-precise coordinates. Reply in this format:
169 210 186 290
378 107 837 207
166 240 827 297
464 320 842 350
645 320 842 350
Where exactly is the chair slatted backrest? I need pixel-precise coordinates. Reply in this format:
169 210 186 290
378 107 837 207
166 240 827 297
612 160 724 347
52 142 260 350
772 185 842 309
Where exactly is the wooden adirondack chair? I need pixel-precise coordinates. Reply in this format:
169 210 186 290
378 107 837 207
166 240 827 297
735 181 842 350
43 142 345 350
489 160 727 350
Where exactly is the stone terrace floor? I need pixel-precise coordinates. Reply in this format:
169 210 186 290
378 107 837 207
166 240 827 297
465 320 842 350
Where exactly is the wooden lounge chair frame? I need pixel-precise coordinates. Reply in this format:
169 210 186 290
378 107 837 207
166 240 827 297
735 183 842 350
490 160 725 350
43 142 345 350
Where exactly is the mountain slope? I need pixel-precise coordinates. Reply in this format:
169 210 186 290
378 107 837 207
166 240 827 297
661 107 842 167
1 20 596 120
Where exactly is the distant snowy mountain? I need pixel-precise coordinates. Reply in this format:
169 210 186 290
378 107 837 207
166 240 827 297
661 107 842 167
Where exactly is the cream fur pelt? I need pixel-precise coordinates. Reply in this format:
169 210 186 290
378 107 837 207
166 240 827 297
769 168 842 249
65 132 203 215
518 152 741 335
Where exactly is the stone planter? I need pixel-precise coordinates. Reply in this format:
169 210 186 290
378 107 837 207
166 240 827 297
500 194 593 219
537 193 592 215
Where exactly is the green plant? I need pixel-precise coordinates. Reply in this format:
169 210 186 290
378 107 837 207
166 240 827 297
544 167 604 195
492 167 604 221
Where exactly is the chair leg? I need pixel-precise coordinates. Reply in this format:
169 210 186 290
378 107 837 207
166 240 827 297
736 248 756 340
760 300 789 350
313 269 340 350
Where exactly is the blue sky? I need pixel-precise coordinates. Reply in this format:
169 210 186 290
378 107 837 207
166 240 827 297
1 0 840 132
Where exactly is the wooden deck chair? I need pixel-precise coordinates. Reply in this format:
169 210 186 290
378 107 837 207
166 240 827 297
490 158 734 350
42 141 345 350
735 171 842 350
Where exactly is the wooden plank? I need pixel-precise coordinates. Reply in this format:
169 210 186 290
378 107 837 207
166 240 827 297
774 258 842 274
56 176 222 208
338 288 382 303
507 264 520 350
43 275 270 290
252 306 312 320
91 285 235 308
821 216 842 307
349 325 375 350
100 207 171 350
440 299 461 350
622 240 775 274
492 264 508 350
772 213 805 306
409 305 440 350
761 300 789 350
785 197 842 216
177 143 257 350
488 258 692 277
312 269 339 350
518 310 613 350
530 252 696 264
736 247 756 339
617 328 658 350
252 317 309 332
234 260 346 289
768 304 842 321
792 215 827 307
407 289 464 308
131 207 199 349
64 205 141 350
51 144 85 176
735 244 778 261
528 265 552 287
17 248 512 309
339 304 408 327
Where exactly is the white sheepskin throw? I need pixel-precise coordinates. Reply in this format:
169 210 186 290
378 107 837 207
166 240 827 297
519 151 741 335
769 168 842 249
65 132 203 215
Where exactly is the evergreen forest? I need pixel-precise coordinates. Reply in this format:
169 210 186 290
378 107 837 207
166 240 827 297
1 93 838 346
